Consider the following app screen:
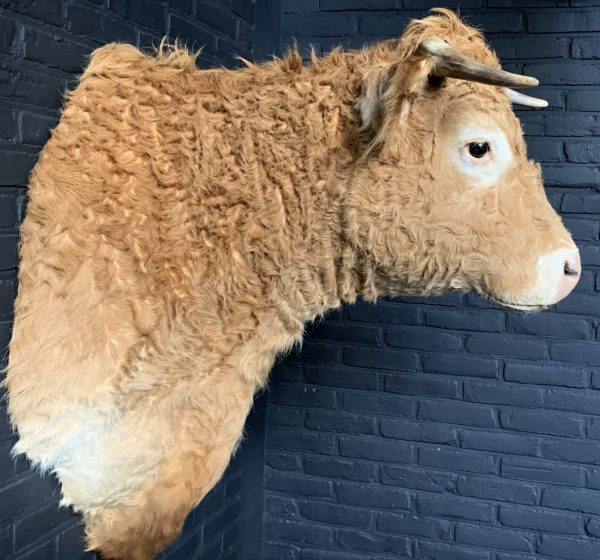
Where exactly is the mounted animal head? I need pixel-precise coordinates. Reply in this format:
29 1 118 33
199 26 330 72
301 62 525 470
346 9 579 310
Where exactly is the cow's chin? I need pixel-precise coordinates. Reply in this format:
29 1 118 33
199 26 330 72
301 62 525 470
491 298 546 313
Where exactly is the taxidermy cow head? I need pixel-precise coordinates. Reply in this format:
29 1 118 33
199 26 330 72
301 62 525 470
6 8 577 560
350 29 579 310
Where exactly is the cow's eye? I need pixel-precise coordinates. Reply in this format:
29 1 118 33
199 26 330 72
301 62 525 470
469 142 490 158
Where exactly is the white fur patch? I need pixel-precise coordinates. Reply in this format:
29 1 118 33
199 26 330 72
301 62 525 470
450 127 512 187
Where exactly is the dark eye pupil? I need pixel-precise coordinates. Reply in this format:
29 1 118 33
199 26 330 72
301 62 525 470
469 142 490 158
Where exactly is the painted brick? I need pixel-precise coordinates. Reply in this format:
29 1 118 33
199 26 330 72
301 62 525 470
456 476 540 505
342 346 418 371
303 457 377 482
460 430 539 457
21 113 58 147
268 428 336 454
418 399 497 428
14 541 56 560
422 353 500 378
265 496 298 518
544 388 600 415
334 482 411 509
414 541 491 560
567 90 600 111
418 447 497 474
299 549 406 560
542 487 600 514
379 465 455 493
543 114 600 137
337 529 411 555
13 502 75 551
0 474 58 523
266 469 333 496
339 436 413 463
347 301 420 325
341 391 416 417
385 326 463 352
266 520 335 547
265 451 300 471
501 457 585 486
526 137 563 162
286 14 356 37
269 383 337 408
195 1 238 38
304 365 379 389
305 409 376 434
320 0 398 10
380 418 458 445
464 381 544 408
377 512 452 539
506 313 591 339
528 11 600 32
267 405 305 427
504 362 589 388
538 535 600 560
169 14 218 53
455 523 535 552
465 12 523 32
416 493 494 522
551 341 600 364
264 542 299 560
0 524 9 558
423 308 504 332
542 439 600 464
110 0 166 32
499 506 583 535
307 322 381 345
67 4 136 44
566 140 600 163
384 373 461 399
500 408 585 437
490 36 568 59
5 0 63 25
543 165 600 187
299 501 372 528
0 150 38 186
466 333 548 360
554 293 600 315
359 14 410 36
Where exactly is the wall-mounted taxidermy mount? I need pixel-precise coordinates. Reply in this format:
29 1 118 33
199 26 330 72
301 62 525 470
6 9 578 560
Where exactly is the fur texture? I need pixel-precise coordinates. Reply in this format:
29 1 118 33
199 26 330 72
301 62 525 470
7 9 575 559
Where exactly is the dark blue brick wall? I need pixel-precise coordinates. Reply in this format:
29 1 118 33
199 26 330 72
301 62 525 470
0 1 277 559
265 2 600 560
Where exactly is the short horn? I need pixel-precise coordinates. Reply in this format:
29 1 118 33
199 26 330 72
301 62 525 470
506 88 548 108
416 37 539 88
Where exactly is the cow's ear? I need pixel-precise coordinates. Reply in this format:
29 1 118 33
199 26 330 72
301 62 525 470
357 56 435 147
357 62 397 131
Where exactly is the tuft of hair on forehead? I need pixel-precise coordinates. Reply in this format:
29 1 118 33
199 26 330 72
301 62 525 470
398 8 500 67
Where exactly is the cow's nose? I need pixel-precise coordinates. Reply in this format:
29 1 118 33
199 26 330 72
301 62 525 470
555 249 580 303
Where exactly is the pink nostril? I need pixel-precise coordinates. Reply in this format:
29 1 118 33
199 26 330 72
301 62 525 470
554 250 581 303
563 253 581 278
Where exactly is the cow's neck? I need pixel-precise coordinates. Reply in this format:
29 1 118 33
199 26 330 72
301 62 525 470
257 43 399 325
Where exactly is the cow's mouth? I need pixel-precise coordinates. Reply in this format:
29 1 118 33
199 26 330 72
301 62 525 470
492 299 545 312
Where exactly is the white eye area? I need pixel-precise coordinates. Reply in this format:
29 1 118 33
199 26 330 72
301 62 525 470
450 127 512 187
